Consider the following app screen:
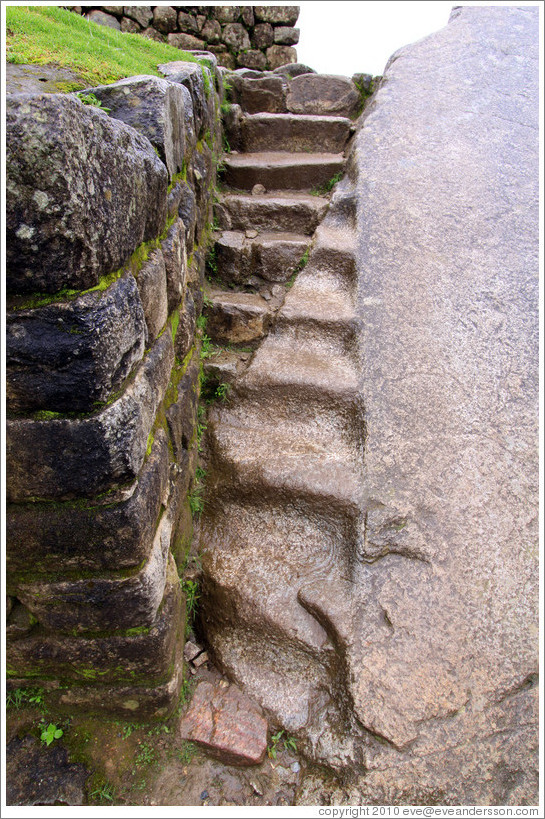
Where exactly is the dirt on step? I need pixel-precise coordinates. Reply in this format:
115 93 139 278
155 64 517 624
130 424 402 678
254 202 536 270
5 661 305 808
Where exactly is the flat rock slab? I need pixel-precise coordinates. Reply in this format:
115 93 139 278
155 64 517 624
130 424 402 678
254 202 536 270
286 74 359 118
5 63 87 95
6 735 88 806
180 680 268 765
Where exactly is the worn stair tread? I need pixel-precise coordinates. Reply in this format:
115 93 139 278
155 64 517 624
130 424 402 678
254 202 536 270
280 285 356 325
216 191 329 236
218 229 310 245
241 112 352 153
222 152 346 192
210 421 362 512
241 339 359 396
225 151 345 168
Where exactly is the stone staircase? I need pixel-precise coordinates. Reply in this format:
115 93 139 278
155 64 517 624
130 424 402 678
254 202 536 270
200 74 367 765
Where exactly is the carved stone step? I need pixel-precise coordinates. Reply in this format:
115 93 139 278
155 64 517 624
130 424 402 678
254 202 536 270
213 230 309 285
215 191 328 235
240 113 352 153
222 151 345 191
237 334 360 407
205 288 272 345
201 495 358 647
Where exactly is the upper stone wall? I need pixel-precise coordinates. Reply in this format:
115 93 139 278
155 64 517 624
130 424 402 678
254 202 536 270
65 6 299 70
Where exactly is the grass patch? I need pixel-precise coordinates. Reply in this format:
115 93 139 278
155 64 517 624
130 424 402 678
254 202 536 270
6 6 202 87
311 172 343 196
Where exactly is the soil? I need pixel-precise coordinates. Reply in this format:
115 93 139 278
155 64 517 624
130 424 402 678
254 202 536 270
5 657 310 808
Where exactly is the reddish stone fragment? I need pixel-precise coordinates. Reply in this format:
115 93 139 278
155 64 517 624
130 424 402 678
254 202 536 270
180 680 268 765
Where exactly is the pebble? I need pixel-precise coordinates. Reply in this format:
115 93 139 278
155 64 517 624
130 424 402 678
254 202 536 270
245 228 258 239
291 761 301 773
252 183 266 195
183 640 203 662
200 790 209 800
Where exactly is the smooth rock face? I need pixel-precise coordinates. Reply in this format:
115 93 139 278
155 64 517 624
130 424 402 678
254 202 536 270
82 76 187 180
6 95 167 295
6 272 146 413
201 6 539 804
135 248 169 341
180 680 268 765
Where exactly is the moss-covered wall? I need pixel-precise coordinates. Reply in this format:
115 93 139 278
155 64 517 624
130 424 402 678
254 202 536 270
5 57 224 719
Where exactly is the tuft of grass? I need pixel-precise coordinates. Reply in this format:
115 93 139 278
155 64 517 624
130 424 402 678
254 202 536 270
89 781 116 803
7 687 46 711
311 172 343 196
6 6 202 87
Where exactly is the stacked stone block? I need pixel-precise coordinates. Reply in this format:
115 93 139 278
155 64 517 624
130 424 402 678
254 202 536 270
66 6 299 70
5 58 223 719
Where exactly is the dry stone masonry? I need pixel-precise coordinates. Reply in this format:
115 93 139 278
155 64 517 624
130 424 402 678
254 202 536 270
66 5 300 70
6 52 224 719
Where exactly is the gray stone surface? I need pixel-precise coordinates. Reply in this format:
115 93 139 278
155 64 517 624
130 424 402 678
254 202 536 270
161 218 187 313
6 736 88 806
123 5 152 28
135 248 168 341
254 6 299 25
6 331 174 502
266 45 297 70
15 514 172 632
82 75 187 180
6 94 167 294
6 272 145 413
200 5 539 804
342 7 539 792
286 74 359 117
6 430 170 573
85 9 120 29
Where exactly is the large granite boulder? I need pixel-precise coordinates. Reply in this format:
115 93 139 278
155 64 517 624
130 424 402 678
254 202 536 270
342 4 538 803
6 94 167 294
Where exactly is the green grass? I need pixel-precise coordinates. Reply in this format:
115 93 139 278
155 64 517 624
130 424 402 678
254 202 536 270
6 6 201 87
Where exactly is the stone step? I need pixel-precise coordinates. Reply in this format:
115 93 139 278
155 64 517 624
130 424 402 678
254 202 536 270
240 113 352 153
213 230 310 286
200 497 355 653
222 152 345 192
215 191 329 235
209 420 363 516
237 335 360 408
204 288 272 346
278 282 357 338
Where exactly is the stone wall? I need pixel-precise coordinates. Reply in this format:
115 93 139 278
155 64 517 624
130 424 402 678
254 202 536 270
5 57 224 719
66 6 299 70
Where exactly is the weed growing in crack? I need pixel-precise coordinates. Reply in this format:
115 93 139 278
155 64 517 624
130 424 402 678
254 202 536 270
89 781 116 803
311 172 343 196
267 729 297 759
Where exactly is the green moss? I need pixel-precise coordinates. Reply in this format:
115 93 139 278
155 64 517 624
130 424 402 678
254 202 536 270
145 432 154 458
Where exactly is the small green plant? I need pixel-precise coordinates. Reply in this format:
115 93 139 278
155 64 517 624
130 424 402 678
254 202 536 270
267 729 297 759
180 579 200 624
203 292 213 308
206 245 218 276
40 723 63 746
311 172 343 196
89 781 116 803
177 741 197 765
215 382 230 401
7 687 45 710
135 742 156 766
76 91 111 111
122 724 135 739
